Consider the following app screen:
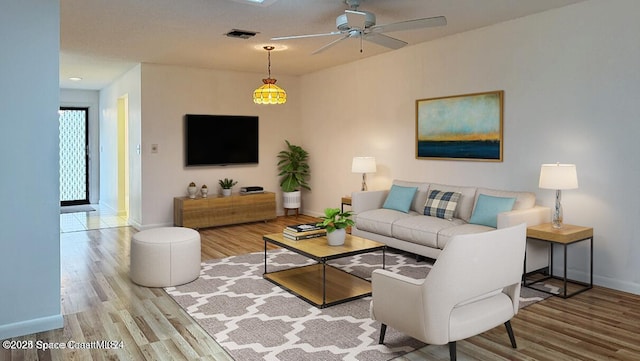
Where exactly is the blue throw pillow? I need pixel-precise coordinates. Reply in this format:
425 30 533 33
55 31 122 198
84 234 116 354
469 194 517 228
382 185 418 213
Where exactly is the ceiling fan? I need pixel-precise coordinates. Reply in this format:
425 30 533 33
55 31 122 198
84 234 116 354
271 0 446 54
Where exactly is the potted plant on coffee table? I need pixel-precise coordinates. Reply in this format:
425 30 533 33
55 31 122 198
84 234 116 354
277 140 310 213
218 178 237 196
317 208 354 246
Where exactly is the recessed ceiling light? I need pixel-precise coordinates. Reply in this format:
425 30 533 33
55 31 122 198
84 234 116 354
69 77 83 81
229 0 279 7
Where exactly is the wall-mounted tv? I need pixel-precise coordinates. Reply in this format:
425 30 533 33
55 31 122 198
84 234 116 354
185 114 259 166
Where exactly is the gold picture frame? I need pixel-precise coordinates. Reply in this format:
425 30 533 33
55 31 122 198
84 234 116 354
416 90 504 162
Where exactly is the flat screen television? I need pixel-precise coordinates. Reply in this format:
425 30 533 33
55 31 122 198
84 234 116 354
185 114 259 166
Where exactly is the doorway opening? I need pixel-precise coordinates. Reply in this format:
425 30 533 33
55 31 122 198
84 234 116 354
59 107 89 206
117 95 130 218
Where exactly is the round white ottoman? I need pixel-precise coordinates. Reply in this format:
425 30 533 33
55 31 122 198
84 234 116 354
130 227 201 287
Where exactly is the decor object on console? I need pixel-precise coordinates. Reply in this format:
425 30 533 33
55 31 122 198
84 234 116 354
317 208 355 246
352 156 376 191
218 178 238 196
351 179 551 273
187 182 197 199
538 163 578 229
416 91 503 161
201 184 208 198
253 46 286 105
277 140 310 216
371 224 527 361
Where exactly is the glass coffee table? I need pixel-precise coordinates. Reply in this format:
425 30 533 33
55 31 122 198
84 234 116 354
262 233 386 308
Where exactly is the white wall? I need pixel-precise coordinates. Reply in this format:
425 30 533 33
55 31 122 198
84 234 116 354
60 89 100 204
138 64 302 227
99 65 143 227
0 0 63 338
299 0 640 294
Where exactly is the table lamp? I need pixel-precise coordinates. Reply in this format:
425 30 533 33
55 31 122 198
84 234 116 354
539 163 578 229
352 157 376 191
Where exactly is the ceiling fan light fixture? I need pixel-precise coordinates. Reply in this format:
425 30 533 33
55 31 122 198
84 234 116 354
253 46 286 105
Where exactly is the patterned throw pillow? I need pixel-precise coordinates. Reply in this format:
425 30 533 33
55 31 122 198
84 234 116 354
424 190 461 220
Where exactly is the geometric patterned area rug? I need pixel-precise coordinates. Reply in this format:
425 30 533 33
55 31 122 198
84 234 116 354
166 249 550 361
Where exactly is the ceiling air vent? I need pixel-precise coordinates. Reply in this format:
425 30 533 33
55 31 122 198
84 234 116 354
225 29 259 39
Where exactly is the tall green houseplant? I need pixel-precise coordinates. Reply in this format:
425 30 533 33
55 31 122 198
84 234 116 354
277 140 311 192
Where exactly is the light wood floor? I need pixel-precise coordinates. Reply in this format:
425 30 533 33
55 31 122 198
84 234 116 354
2 215 639 360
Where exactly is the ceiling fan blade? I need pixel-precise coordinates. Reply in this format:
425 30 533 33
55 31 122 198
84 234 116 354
345 10 367 30
271 31 343 41
311 34 350 55
363 33 407 50
371 16 447 34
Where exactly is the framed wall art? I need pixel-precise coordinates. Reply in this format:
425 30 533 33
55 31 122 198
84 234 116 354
416 90 504 162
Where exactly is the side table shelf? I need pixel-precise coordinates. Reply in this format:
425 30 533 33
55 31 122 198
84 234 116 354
174 192 276 229
524 223 593 298
341 196 352 213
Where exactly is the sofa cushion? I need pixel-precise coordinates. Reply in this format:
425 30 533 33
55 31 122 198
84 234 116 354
475 187 535 210
437 223 494 249
393 215 465 248
382 185 418 213
428 183 478 222
393 180 430 213
355 209 416 237
424 190 461 221
469 194 516 228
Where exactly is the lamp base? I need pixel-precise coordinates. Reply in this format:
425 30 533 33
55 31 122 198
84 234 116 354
361 173 367 191
552 189 564 229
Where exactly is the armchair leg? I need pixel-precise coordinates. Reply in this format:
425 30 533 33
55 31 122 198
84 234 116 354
448 341 457 361
378 324 387 344
505 320 517 348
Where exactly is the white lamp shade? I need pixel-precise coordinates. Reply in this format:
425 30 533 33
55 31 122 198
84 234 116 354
352 157 377 173
539 163 578 190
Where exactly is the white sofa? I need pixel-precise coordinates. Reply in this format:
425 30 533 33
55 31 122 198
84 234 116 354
352 180 551 272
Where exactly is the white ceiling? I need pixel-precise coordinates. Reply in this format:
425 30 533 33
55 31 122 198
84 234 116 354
60 0 585 90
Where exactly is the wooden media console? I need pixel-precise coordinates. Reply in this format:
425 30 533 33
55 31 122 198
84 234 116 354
174 192 276 229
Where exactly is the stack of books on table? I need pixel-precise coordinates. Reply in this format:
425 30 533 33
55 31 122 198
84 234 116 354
283 223 326 240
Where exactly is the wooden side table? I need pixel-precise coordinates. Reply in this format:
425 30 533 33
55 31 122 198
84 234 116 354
341 196 352 213
524 223 593 298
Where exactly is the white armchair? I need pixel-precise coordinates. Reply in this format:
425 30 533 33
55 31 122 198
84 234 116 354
370 223 527 361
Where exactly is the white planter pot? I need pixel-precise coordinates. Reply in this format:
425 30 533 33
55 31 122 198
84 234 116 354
283 190 301 209
222 188 232 196
327 228 346 246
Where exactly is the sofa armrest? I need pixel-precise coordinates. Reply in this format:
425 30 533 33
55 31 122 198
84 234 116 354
497 206 551 228
351 190 388 214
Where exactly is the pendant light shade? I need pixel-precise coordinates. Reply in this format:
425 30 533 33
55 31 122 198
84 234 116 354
253 46 286 105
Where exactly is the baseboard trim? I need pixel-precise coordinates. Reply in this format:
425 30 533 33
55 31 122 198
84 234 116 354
0 314 64 340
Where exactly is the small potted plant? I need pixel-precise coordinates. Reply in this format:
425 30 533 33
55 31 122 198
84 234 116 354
218 178 238 196
317 208 355 246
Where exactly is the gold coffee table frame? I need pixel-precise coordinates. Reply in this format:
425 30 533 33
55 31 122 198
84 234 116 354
263 233 386 308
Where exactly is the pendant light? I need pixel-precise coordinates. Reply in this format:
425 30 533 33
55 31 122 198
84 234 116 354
253 46 287 105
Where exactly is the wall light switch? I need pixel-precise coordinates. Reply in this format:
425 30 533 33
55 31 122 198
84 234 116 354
151 144 159 153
